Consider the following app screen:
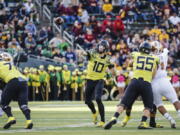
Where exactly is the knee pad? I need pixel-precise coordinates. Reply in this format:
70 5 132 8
20 105 30 113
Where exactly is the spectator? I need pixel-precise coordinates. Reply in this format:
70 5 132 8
47 26 54 41
1 33 11 48
159 29 169 41
24 0 34 14
14 20 25 46
65 47 76 62
163 3 171 18
37 27 48 44
169 13 180 26
88 0 100 14
89 15 97 29
148 25 162 36
102 0 113 15
0 9 8 24
49 34 62 48
33 44 42 56
61 4 77 26
112 16 124 36
102 15 113 33
8 38 20 49
79 0 89 8
116 39 126 51
8 10 22 22
72 21 83 37
52 48 63 60
153 4 163 24
110 44 118 56
93 21 103 38
61 0 71 8
24 33 36 49
84 28 96 49
25 21 37 35
0 0 5 10
79 7 89 24
57 39 69 51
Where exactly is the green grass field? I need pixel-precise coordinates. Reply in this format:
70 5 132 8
0 101 180 135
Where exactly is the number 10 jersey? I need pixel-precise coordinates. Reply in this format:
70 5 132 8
86 50 111 80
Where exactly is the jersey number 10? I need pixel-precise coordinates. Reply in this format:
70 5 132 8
136 56 154 71
93 61 105 73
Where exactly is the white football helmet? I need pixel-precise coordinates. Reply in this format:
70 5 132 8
151 41 163 55
0 52 13 63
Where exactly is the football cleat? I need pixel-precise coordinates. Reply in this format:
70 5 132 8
92 112 98 125
3 117 16 129
138 122 153 129
169 119 176 129
150 123 164 128
25 120 33 129
96 121 105 127
171 123 176 129
104 117 117 130
121 116 131 127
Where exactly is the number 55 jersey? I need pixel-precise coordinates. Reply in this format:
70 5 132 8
0 61 27 83
132 52 159 83
86 50 112 80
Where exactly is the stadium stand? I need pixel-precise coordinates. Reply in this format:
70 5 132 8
0 0 179 101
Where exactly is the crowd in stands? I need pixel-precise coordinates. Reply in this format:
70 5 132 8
52 0 180 68
0 0 179 100
0 0 77 64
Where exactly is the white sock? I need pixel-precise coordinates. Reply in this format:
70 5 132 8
177 110 180 117
164 113 176 124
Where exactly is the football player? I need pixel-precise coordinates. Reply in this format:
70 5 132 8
81 40 115 127
120 42 180 129
151 42 180 128
0 52 33 129
104 42 159 129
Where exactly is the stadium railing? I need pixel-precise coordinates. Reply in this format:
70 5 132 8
42 5 53 24
34 0 43 16
63 31 74 47
53 19 63 36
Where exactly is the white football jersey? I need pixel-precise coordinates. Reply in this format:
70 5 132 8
154 48 169 79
